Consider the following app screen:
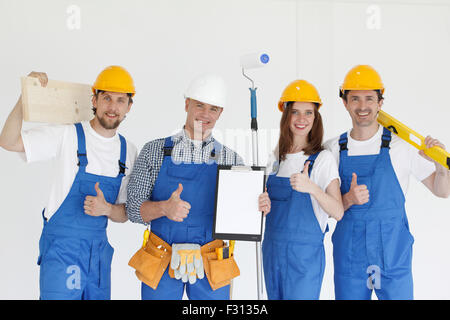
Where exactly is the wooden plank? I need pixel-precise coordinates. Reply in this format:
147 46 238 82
21 76 94 124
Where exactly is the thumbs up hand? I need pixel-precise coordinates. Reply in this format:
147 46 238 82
171 183 183 198
84 182 112 217
290 161 318 194
346 173 369 206
164 183 191 222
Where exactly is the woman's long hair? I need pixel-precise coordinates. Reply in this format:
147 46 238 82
277 102 324 161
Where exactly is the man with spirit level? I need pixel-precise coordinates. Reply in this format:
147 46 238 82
325 65 450 300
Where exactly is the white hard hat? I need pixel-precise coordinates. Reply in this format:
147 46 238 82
184 74 227 108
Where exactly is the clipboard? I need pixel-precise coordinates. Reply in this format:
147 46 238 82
213 165 266 242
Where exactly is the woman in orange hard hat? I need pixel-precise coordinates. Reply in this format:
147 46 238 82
262 80 344 299
0 66 138 300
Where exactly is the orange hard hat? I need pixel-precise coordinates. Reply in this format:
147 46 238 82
278 80 322 112
92 65 135 96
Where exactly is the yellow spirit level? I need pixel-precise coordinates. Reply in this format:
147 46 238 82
378 110 449 170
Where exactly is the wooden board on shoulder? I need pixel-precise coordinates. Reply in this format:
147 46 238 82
21 76 94 124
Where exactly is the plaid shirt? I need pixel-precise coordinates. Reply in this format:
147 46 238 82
126 129 245 225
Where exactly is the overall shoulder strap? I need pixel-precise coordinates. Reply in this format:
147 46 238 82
75 123 88 168
163 136 174 156
381 127 392 149
338 132 349 167
305 151 321 176
118 134 127 176
338 132 348 153
209 140 223 162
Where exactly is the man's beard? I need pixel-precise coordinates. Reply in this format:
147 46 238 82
97 113 122 130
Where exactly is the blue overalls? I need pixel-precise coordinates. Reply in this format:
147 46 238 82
262 152 328 300
333 127 414 300
141 137 230 300
37 123 127 300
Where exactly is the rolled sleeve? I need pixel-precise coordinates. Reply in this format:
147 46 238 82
220 144 245 166
21 124 68 163
234 153 245 166
125 139 164 225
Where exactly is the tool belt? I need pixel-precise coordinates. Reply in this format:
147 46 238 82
128 232 240 291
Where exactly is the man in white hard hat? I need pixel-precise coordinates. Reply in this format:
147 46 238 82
126 74 271 300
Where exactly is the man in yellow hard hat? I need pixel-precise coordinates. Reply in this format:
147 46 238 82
0 66 138 299
325 65 450 300
126 73 270 300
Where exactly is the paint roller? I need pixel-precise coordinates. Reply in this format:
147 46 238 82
240 52 270 129
240 52 270 71
240 52 270 300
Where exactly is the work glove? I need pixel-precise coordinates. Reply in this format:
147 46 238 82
170 243 204 284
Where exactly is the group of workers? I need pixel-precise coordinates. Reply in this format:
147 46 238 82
0 64 448 300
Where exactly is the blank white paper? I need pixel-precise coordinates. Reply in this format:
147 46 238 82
215 168 264 236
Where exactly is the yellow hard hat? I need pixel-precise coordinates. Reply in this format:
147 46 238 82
278 80 322 112
92 65 136 97
340 65 384 97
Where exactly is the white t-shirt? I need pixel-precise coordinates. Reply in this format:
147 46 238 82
21 121 137 220
323 125 436 196
266 149 340 233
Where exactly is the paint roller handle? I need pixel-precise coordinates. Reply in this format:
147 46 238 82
250 88 258 122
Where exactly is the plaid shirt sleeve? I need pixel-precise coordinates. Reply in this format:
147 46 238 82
219 144 245 166
125 138 165 225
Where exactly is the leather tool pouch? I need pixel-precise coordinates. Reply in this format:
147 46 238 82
201 240 240 291
128 232 173 290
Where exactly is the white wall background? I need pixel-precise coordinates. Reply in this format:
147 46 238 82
0 0 449 300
